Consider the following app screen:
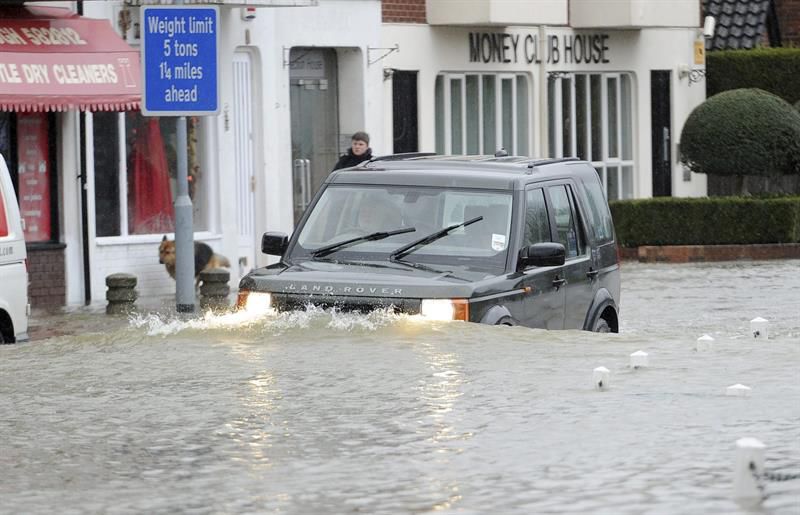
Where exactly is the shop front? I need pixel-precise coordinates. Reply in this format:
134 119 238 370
0 5 140 307
74 0 383 304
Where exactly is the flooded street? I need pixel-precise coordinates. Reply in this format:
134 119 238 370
1 260 799 514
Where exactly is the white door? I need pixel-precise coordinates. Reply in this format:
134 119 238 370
233 52 256 277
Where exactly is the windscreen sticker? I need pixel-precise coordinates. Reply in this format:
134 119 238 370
491 233 506 251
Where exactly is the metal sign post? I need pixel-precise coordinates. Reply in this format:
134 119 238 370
141 4 219 313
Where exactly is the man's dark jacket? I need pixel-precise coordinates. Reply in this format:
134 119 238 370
332 148 373 171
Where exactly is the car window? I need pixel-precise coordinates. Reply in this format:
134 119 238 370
523 188 549 247
582 176 615 243
294 184 513 274
547 184 585 259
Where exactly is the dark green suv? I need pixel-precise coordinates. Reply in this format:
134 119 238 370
238 155 620 332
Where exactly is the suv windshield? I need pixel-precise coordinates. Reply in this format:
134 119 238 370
293 185 513 273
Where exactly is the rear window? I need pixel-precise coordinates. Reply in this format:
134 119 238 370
581 174 615 243
0 184 8 237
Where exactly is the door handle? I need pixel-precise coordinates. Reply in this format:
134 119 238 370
662 127 670 163
293 159 307 211
303 159 312 207
587 269 599 279
552 277 566 288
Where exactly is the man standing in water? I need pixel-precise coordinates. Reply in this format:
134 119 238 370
332 131 372 171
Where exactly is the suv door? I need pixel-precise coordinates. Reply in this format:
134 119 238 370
545 183 594 329
515 187 565 329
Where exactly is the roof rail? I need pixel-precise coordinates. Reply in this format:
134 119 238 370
369 152 438 163
524 157 581 168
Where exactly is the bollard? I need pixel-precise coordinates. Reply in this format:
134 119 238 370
726 384 752 397
593 366 610 391
750 317 769 339
106 273 138 315
733 437 765 508
630 350 649 368
696 334 714 352
199 267 231 310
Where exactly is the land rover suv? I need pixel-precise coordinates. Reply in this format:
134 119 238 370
238 155 620 332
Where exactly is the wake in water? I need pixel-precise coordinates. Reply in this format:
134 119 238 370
128 304 409 337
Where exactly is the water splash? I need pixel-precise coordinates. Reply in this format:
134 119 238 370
129 305 406 337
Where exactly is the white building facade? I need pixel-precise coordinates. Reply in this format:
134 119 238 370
381 0 708 201
18 0 708 306
66 0 384 304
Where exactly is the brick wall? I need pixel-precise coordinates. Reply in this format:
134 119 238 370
775 0 800 45
28 247 65 308
382 0 426 23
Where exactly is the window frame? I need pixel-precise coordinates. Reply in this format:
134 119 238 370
89 112 216 244
1 112 60 246
548 72 635 200
436 71 532 156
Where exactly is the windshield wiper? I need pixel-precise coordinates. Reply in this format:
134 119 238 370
389 257 471 282
389 216 483 261
310 227 415 258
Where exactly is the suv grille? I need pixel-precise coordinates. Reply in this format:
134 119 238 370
272 293 421 315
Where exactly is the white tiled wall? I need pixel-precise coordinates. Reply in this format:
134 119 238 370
92 239 227 302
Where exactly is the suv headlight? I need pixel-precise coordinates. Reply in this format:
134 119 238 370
236 291 273 314
420 299 469 321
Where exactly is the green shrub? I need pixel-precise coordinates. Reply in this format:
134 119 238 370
679 89 800 179
707 48 800 104
610 197 800 247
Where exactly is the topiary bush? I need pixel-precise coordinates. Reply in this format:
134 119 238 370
679 89 800 181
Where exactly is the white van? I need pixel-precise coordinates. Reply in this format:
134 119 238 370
0 153 28 343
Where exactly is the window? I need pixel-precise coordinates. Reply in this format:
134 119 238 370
93 112 209 237
523 188 550 246
436 72 532 156
294 185 513 274
547 184 585 259
0 112 58 244
581 175 615 244
548 73 635 199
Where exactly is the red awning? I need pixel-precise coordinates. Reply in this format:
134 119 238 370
0 6 141 112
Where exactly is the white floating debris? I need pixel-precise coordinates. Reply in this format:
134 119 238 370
630 350 649 368
750 317 769 339
733 437 766 507
696 334 715 352
593 366 610 391
726 384 752 397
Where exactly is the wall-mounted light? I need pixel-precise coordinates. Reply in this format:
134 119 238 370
678 64 706 85
703 15 716 39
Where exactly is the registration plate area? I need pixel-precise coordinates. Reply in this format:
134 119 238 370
273 293 421 314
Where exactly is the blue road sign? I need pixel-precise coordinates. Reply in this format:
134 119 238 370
141 6 219 116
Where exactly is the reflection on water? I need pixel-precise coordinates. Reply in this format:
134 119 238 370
0 261 798 514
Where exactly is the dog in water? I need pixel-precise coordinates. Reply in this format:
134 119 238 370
158 235 231 285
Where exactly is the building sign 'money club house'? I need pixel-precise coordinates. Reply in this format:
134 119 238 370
469 32 611 65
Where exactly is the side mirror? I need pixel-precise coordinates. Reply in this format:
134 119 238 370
517 242 566 270
261 231 289 256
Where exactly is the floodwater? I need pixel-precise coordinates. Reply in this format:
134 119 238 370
1 260 799 514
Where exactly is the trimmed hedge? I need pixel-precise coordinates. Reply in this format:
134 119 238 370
609 197 800 247
707 48 800 105
679 88 800 178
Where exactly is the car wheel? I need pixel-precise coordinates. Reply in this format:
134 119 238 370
0 330 5 344
592 317 611 333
